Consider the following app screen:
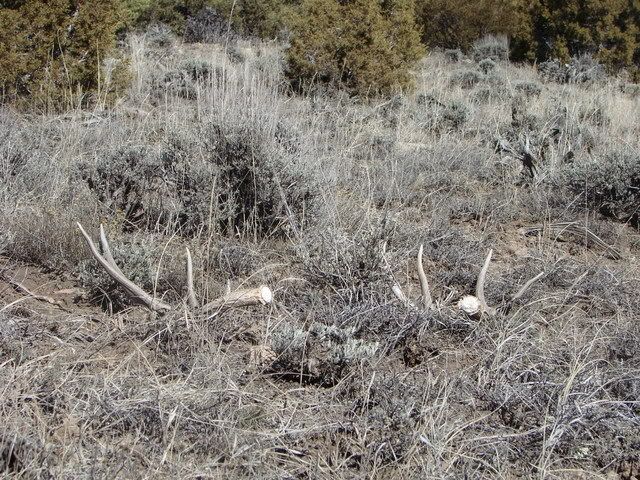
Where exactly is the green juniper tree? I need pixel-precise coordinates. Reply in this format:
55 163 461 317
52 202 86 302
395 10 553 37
286 0 424 96
0 0 125 109
511 0 638 73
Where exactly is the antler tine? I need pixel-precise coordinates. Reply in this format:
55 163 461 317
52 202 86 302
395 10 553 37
417 244 433 310
508 271 544 308
476 249 496 315
382 241 414 309
77 223 172 314
392 284 409 304
185 247 198 309
99 224 124 276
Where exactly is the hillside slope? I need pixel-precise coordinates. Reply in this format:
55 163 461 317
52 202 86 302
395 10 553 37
1 35 639 478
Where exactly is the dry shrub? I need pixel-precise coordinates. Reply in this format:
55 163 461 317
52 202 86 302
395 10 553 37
298 224 390 300
471 35 509 62
183 7 232 43
450 69 482 89
79 120 323 239
559 147 640 228
269 321 379 386
76 230 187 312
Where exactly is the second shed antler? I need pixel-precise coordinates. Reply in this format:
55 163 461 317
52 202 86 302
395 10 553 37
390 245 544 317
77 223 273 316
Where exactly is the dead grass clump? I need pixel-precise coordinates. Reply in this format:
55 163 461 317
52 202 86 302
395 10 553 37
0 433 49 478
3 203 95 271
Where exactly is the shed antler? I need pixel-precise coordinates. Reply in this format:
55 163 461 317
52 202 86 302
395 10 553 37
78 223 273 315
417 244 433 310
390 245 544 318
78 223 172 313
471 249 496 316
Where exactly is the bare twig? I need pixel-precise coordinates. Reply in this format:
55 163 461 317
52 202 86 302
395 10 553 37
0 273 72 313
520 222 621 260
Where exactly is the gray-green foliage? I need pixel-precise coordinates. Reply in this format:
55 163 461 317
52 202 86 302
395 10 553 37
513 80 542 97
621 83 640 97
270 321 380 384
538 55 607 85
77 234 157 311
441 100 469 129
450 69 482 89
79 146 158 223
151 59 220 99
472 84 509 102
561 149 640 228
471 35 509 62
444 49 464 62
144 22 177 48
478 58 497 74
413 95 470 131
79 121 321 239
77 229 188 311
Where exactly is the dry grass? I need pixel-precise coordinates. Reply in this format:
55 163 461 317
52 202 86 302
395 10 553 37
1 33 639 479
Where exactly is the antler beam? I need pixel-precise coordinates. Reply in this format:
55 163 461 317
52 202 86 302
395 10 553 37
474 249 496 316
78 223 172 313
